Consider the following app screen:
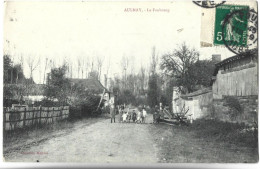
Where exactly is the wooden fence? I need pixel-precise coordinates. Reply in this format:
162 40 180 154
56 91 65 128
3 106 69 131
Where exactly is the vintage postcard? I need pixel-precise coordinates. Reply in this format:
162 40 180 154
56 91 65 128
1 0 259 167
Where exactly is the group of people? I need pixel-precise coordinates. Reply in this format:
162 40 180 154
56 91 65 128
109 104 147 123
119 105 147 123
109 104 163 124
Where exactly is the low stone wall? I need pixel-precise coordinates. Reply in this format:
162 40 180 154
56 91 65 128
213 95 258 125
174 91 213 120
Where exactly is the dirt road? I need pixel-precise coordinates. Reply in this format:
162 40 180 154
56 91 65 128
4 114 257 163
4 114 158 163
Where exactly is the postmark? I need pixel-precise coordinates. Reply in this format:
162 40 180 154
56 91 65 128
193 1 226 8
213 4 257 54
222 8 257 54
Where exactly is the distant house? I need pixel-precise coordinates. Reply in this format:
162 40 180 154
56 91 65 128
68 77 114 106
23 84 46 103
69 78 109 95
4 84 46 103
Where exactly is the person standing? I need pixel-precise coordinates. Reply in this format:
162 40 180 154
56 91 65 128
110 104 116 123
153 105 160 123
122 112 127 123
142 108 147 123
137 109 141 123
118 105 123 123
132 109 137 122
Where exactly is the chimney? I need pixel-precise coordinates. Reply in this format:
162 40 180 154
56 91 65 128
212 54 221 63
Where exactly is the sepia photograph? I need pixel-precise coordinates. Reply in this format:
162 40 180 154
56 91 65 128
1 0 259 167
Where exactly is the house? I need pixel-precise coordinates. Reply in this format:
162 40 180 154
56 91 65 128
23 84 46 103
211 49 258 124
68 77 114 107
69 78 109 95
4 84 46 104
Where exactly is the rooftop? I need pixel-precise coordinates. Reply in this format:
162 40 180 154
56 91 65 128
69 78 109 94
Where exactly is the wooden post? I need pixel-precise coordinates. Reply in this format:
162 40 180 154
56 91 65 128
39 106 42 126
32 107 35 127
46 107 49 124
61 107 63 120
23 108 26 128
3 108 6 131
52 107 54 123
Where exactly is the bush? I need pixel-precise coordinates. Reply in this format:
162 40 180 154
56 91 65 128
225 96 243 119
34 99 66 107
68 94 105 118
3 99 20 107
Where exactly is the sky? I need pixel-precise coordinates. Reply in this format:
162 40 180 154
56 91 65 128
4 1 253 84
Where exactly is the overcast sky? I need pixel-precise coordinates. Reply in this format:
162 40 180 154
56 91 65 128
4 1 253 84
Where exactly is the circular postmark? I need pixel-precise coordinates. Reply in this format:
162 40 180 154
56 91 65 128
222 9 258 55
193 1 226 8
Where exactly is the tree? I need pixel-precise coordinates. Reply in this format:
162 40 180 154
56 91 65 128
188 60 215 88
150 46 158 75
121 55 129 88
44 65 70 105
138 66 146 94
27 56 40 84
96 56 103 81
161 43 199 93
77 56 81 78
147 74 159 108
4 55 12 83
4 54 26 84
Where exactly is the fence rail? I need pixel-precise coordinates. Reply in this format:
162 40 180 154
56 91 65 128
3 106 69 131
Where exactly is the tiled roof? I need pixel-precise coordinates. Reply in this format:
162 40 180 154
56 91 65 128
69 78 109 93
213 49 258 76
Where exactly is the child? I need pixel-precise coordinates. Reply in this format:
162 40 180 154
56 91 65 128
132 110 137 122
122 112 128 123
142 108 147 123
136 110 142 123
128 111 132 123
118 106 123 123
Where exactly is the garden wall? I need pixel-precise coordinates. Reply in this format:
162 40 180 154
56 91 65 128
213 96 258 125
175 91 213 120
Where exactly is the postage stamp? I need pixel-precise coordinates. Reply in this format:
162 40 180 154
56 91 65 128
222 8 258 54
214 5 249 47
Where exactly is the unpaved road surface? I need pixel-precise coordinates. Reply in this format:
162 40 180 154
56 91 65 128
4 115 158 163
4 114 257 163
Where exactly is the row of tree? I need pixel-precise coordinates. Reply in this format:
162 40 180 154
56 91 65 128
108 43 215 109
4 42 216 112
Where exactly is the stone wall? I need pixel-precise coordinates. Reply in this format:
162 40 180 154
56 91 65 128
175 91 213 120
213 95 258 125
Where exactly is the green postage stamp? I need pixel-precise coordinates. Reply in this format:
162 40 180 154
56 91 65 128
214 5 249 47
